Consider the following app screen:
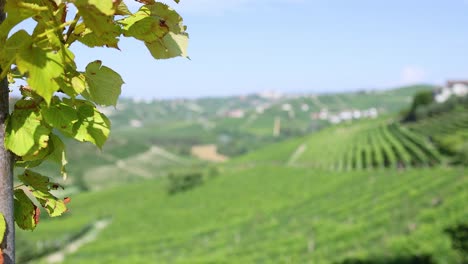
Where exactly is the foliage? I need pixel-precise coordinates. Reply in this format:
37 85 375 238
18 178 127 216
403 90 468 123
454 144 468 166
167 171 203 195
406 107 468 164
0 0 188 231
403 90 435 122
445 223 468 264
236 119 441 170
336 255 435 264
0 213 5 261
17 166 468 263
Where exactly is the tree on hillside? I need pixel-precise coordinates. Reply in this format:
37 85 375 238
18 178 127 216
403 90 435 122
0 0 189 262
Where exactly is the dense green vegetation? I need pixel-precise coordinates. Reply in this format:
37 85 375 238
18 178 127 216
405 95 468 165
14 85 468 263
238 118 441 170
20 166 467 263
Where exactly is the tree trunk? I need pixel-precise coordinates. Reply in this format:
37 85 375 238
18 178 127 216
0 0 15 263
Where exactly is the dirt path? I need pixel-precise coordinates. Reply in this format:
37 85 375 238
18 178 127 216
43 218 111 263
287 144 307 166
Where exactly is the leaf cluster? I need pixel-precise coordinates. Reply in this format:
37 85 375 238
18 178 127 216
0 0 187 231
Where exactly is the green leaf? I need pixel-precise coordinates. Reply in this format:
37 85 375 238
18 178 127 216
18 170 54 192
0 213 5 244
42 98 79 135
18 170 67 217
5 102 51 156
15 159 43 169
73 23 120 49
33 192 67 217
14 189 39 231
0 30 32 71
47 134 68 179
16 45 64 104
119 3 189 59
74 0 114 16
21 142 51 162
74 0 120 40
82 60 124 106
0 0 47 45
115 1 132 16
71 74 87 95
31 6 65 50
145 32 188 59
72 104 111 148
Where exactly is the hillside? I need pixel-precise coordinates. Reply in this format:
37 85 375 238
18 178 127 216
14 84 468 264
19 166 467 263
236 118 442 170
31 85 435 191
101 84 434 157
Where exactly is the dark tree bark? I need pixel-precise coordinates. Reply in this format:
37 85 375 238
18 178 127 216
0 0 15 263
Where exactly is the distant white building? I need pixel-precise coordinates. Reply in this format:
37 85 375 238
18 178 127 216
329 115 341 124
339 110 353 121
435 81 468 103
130 119 143 128
256 106 265 114
352 110 362 119
368 108 378 118
281 103 292 111
318 108 329 120
321 107 379 125
226 109 245 118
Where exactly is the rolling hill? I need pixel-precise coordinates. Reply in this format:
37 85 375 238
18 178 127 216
20 166 467 263
14 84 468 264
236 118 442 170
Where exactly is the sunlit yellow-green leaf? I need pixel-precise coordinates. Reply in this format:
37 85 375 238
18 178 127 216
74 0 119 39
0 0 47 45
72 104 111 148
16 45 64 104
0 214 5 244
119 2 188 59
82 60 124 106
5 103 51 157
0 30 32 71
73 23 121 49
145 32 188 59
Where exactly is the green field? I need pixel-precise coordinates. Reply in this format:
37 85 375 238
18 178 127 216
14 86 468 264
237 118 442 170
21 166 467 263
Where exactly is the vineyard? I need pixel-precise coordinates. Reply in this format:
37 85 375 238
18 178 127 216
407 110 468 160
12 87 468 263
239 119 443 170
19 166 467 263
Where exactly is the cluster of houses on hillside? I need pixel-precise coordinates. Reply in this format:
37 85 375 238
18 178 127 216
310 108 379 124
434 81 468 103
222 100 380 125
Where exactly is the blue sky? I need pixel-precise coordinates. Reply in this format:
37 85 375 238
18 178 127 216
69 0 468 98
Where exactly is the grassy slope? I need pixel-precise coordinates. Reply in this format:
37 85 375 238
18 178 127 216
30 85 435 190
23 165 467 264
235 117 442 170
